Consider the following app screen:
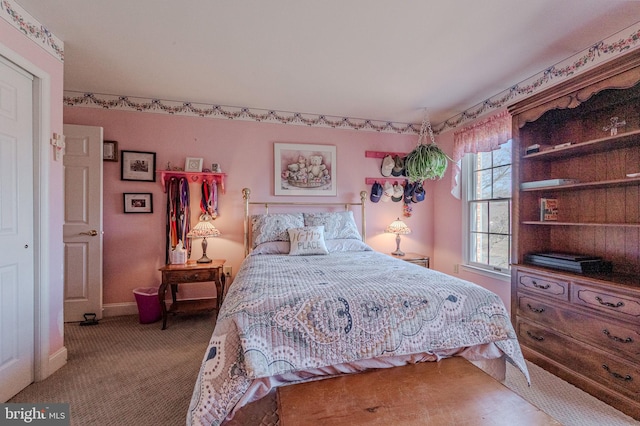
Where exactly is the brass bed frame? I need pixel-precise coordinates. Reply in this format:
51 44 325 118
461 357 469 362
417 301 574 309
242 187 368 257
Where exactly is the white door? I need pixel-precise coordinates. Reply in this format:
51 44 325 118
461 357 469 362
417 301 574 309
0 57 34 402
63 124 103 322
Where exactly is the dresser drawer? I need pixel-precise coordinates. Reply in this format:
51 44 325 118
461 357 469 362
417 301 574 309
572 283 640 323
162 269 219 284
516 271 569 301
517 295 640 361
517 319 640 400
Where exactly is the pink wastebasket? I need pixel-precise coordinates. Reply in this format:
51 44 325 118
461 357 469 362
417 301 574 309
133 287 162 324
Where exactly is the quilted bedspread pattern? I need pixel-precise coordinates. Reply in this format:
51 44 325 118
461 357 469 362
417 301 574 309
187 251 529 426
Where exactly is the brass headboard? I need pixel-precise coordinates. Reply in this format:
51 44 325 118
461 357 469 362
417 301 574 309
242 187 367 257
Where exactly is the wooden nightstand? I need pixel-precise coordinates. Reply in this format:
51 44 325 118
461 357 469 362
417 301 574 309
390 252 430 268
158 260 225 329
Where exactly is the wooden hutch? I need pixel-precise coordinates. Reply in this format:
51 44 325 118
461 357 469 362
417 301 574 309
509 50 640 420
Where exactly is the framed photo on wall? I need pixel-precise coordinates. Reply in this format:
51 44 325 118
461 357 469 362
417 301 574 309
121 150 156 181
274 143 337 196
103 140 118 162
123 193 153 213
185 157 204 172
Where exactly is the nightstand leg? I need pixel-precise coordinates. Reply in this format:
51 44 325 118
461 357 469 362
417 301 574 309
159 281 168 330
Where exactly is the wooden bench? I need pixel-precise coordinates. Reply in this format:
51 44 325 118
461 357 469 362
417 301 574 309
277 357 560 425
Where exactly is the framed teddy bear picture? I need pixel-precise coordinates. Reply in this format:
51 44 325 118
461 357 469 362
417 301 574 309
274 143 337 196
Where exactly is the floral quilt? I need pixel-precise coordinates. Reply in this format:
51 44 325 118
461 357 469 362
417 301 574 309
187 251 529 426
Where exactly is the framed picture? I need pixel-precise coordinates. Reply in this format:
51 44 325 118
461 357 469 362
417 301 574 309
103 140 118 162
123 193 153 213
185 157 204 172
121 150 156 181
274 143 337 196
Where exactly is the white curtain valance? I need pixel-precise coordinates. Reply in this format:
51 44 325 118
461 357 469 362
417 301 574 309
451 110 512 198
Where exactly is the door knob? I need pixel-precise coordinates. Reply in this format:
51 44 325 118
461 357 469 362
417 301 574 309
79 230 98 236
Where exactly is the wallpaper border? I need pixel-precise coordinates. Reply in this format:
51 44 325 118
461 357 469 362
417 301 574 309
0 0 64 62
63 91 421 134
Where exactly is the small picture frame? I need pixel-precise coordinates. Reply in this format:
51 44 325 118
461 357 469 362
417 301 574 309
121 150 156 181
211 163 222 173
185 157 204 172
103 140 118 162
123 193 153 213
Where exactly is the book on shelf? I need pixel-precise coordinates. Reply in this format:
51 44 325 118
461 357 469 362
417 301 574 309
540 198 558 221
520 178 579 189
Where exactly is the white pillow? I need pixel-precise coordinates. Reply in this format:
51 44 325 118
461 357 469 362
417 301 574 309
303 211 361 240
251 213 304 248
325 239 372 253
251 241 290 255
287 226 329 256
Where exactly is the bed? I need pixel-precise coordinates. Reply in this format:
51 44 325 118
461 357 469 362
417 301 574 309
187 188 530 426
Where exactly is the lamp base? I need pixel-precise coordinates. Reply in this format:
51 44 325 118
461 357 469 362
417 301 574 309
197 237 213 263
392 234 405 256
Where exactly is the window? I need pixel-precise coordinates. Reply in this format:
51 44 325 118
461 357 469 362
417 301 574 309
462 139 512 274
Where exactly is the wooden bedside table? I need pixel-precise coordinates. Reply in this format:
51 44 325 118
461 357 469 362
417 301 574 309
158 260 226 329
390 252 430 268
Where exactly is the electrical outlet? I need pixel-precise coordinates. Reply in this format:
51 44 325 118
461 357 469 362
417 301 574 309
453 264 459 274
223 265 232 276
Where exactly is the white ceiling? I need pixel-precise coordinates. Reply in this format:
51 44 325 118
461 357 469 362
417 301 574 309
15 0 640 127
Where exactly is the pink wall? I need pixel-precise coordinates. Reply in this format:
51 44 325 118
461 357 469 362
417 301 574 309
63 107 436 305
0 19 65 354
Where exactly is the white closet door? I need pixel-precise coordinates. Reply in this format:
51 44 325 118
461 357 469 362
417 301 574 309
0 56 34 402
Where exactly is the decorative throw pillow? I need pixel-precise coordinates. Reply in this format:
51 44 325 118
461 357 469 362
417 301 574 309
287 226 329 255
303 211 361 240
251 213 304 248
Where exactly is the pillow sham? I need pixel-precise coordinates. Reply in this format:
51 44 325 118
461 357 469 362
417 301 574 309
251 241 290 255
325 239 372 253
303 211 361 240
251 213 304 248
288 226 329 256
251 239 372 255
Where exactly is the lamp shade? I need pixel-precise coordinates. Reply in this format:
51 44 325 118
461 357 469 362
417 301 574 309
186 220 220 238
385 218 411 235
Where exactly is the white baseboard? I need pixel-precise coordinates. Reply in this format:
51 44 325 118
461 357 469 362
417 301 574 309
102 302 138 317
46 346 67 379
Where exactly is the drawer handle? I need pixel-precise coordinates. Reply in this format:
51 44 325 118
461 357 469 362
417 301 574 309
602 364 633 382
531 280 550 290
602 329 633 344
595 296 624 308
526 303 545 314
526 331 544 341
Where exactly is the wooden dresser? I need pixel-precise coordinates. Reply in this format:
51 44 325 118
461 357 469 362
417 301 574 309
509 50 640 420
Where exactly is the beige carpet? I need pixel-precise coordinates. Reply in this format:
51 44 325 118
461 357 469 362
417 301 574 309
9 314 213 426
9 315 640 425
505 361 639 426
